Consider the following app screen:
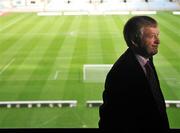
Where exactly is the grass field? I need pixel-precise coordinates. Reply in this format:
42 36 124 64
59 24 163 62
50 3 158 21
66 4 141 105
0 11 179 128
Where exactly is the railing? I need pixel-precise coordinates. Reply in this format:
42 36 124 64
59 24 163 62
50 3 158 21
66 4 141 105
0 100 179 108
0 100 77 108
86 100 180 108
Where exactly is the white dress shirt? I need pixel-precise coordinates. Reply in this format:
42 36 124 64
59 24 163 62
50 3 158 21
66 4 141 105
135 54 149 76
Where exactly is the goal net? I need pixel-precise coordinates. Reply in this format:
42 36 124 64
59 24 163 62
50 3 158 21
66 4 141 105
83 64 113 82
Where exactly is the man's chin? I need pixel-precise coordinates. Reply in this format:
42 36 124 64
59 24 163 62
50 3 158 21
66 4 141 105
153 50 158 55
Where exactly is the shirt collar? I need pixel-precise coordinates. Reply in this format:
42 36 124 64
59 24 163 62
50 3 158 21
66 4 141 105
135 54 149 67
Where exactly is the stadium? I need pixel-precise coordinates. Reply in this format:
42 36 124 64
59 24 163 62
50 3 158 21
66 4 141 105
0 0 180 130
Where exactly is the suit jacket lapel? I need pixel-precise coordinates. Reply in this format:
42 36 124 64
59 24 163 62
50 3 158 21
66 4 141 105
128 48 166 113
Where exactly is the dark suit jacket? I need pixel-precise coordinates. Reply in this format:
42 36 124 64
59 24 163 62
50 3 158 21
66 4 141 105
99 48 169 132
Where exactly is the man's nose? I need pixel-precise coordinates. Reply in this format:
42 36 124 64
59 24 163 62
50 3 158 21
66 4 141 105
155 36 160 44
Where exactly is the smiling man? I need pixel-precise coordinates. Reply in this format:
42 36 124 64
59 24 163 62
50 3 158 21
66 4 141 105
99 16 170 132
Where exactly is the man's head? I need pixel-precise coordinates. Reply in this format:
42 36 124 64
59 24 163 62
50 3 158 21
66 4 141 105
123 16 160 58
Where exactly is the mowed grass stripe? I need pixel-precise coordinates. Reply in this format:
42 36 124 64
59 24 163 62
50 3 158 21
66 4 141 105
17 16 76 100
8 17 65 81
167 108 180 128
109 16 125 58
155 54 179 99
47 16 79 81
112 15 129 55
83 16 104 101
156 12 180 37
5 15 54 80
158 12 180 27
158 72 178 100
0 14 40 58
0 16 60 100
153 14 180 99
0 15 49 91
39 16 80 100
0 13 30 25
155 16 180 72
0 13 19 25
2 16 76 127
105 16 126 61
86 16 103 64
64 16 88 103
156 14 180 49
0 108 34 128
98 16 117 64
62 16 89 128
0 13 45 62
38 16 77 99
0 13 30 32
49 16 82 99
158 32 180 73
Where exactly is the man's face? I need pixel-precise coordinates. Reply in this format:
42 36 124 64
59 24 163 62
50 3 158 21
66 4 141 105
139 26 160 58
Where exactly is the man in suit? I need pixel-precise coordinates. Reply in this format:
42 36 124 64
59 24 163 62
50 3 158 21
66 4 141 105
99 16 170 132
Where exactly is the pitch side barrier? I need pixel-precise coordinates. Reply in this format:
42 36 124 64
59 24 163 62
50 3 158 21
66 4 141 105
86 100 180 108
0 100 77 108
0 100 179 108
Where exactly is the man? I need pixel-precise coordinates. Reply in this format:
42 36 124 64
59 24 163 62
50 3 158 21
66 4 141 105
99 16 170 132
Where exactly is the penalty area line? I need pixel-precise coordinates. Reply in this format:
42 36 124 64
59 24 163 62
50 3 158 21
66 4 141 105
0 58 15 75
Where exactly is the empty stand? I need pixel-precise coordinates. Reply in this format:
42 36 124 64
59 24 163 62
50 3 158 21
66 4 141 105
0 0 180 12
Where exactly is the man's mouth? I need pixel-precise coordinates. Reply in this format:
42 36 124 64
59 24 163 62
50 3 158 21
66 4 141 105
152 45 158 49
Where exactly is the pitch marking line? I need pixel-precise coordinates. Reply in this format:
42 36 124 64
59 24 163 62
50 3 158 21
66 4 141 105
54 71 60 80
0 15 26 32
0 58 15 75
39 115 59 127
72 110 87 128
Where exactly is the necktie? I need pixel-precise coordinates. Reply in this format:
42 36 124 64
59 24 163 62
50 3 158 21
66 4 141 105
144 61 165 112
144 61 158 89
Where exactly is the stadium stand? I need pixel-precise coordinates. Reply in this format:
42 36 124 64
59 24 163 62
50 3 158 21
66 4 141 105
0 0 180 13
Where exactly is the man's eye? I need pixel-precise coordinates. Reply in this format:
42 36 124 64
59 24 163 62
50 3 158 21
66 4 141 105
148 35 154 38
149 34 158 38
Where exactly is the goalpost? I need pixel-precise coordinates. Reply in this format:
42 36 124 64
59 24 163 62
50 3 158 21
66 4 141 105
83 64 113 82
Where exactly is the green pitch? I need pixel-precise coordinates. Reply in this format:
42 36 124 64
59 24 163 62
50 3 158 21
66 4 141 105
0 12 179 128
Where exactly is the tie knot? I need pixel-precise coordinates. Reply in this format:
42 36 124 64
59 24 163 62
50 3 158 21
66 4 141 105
144 60 151 68
144 60 152 77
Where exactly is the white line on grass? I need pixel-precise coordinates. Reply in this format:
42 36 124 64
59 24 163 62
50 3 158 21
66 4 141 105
164 77 177 81
0 15 26 32
0 58 15 75
72 109 87 128
54 71 60 80
38 115 59 127
162 77 180 87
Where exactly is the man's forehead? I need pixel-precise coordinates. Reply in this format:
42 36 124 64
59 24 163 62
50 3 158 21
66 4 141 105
143 26 159 31
141 26 159 34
